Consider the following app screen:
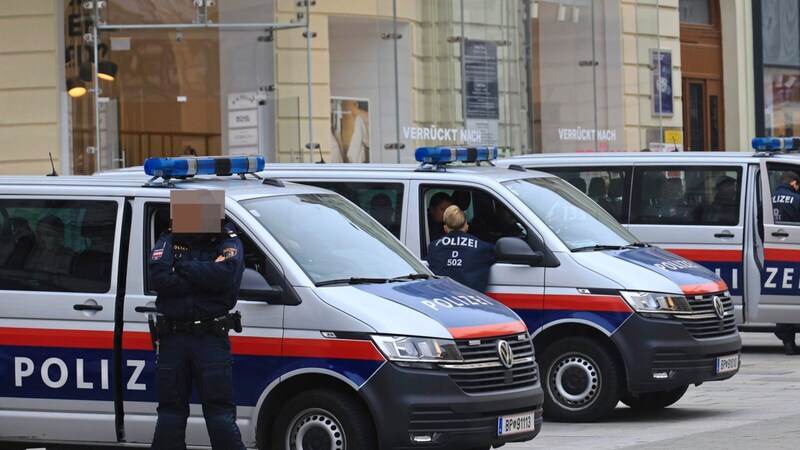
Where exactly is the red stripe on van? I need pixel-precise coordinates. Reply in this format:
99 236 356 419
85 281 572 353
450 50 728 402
283 338 385 361
765 248 800 262
544 294 632 312
487 293 630 313
680 280 729 295
485 292 543 309
0 328 113 349
665 249 742 262
447 320 527 339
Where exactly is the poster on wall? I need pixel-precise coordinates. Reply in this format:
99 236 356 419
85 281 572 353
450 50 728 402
463 39 499 146
651 49 673 117
331 97 370 163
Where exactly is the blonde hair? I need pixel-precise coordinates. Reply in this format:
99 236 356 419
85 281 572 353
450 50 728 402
443 205 467 230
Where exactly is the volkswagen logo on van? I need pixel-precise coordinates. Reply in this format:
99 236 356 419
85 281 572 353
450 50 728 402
497 340 514 369
713 296 725 319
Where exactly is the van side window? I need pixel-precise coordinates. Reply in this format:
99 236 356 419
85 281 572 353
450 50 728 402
299 182 404 238
630 167 742 225
0 199 117 293
419 185 527 257
144 203 277 294
765 163 800 225
542 168 630 222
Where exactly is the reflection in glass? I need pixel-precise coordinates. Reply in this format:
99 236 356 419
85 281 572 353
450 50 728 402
242 194 427 283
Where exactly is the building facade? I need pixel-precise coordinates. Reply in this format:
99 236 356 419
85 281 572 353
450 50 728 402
0 0 764 175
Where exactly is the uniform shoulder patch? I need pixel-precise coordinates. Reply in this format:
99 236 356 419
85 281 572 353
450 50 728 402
152 248 164 261
222 247 238 259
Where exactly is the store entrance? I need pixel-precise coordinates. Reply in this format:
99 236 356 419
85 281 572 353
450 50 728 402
679 0 723 151
63 1 305 174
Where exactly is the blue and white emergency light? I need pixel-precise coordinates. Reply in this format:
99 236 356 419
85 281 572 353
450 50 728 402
751 137 800 152
414 146 498 164
144 155 265 178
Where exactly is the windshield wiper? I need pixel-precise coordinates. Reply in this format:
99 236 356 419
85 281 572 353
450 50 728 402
630 242 649 247
571 244 630 252
315 277 391 287
389 273 433 282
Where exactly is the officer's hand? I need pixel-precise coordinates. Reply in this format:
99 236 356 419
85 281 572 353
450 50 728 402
215 255 225 263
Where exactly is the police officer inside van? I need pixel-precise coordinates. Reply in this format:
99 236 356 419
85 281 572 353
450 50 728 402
427 205 495 292
772 171 800 354
148 190 246 449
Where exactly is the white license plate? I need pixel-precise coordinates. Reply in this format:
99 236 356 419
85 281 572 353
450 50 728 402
497 411 535 436
716 354 739 374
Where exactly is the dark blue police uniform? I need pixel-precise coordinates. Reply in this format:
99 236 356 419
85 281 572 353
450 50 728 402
427 229 496 292
771 184 800 353
148 222 246 450
772 183 800 223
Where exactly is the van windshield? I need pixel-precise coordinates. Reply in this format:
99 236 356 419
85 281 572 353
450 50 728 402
503 177 640 251
241 194 428 284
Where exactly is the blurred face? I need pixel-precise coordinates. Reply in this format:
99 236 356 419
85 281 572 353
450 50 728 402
37 224 62 251
430 200 453 223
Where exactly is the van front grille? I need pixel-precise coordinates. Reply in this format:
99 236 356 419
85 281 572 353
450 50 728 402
440 333 538 394
675 291 737 339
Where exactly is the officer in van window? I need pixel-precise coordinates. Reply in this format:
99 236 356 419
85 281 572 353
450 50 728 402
427 192 454 242
427 205 495 292
772 171 800 223
24 215 73 275
771 171 800 355
148 190 246 449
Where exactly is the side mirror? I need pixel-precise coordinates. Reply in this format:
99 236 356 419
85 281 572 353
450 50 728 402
239 268 284 303
495 237 544 266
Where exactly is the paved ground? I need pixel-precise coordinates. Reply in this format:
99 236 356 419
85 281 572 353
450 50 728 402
508 332 800 449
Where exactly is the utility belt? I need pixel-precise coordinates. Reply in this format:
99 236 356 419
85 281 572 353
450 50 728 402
154 311 242 338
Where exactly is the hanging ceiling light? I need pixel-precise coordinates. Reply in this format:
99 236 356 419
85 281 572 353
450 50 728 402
97 60 118 81
67 77 87 97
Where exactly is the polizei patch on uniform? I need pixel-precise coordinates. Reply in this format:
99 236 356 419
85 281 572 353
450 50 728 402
222 247 238 259
151 248 164 260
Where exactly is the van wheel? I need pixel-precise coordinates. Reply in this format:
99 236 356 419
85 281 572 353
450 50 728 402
271 389 376 450
539 336 623 422
620 385 689 410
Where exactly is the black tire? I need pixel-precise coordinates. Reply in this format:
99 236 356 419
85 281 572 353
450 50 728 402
538 336 623 422
620 385 689 410
271 388 376 450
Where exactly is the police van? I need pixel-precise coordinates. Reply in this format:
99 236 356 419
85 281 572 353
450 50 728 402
497 137 800 332
0 156 543 449
264 147 742 423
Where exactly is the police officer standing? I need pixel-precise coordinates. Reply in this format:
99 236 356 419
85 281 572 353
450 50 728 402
427 205 496 292
148 190 246 449
772 171 800 354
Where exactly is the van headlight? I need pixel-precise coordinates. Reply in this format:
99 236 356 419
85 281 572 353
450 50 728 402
620 291 691 315
371 335 463 368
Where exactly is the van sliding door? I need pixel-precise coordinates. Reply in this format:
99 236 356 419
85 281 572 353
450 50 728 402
757 160 800 325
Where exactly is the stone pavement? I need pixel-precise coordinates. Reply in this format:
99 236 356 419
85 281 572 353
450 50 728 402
507 332 800 449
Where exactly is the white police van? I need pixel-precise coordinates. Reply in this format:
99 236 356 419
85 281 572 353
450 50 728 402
0 156 543 449
264 147 742 422
497 137 800 331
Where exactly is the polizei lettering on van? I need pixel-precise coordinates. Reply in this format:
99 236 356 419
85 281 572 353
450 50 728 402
14 357 147 391
654 259 702 271
421 295 494 311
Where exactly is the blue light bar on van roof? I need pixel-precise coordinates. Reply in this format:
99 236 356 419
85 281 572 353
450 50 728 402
415 146 498 164
752 137 800 152
144 156 265 177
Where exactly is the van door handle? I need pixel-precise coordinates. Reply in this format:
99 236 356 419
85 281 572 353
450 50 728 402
135 306 159 313
714 231 734 238
73 304 103 311
772 231 790 237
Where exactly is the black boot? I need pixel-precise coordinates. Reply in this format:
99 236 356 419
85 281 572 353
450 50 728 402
784 342 799 355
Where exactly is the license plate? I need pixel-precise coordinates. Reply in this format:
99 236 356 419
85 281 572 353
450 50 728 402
716 354 739 374
497 411 535 436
